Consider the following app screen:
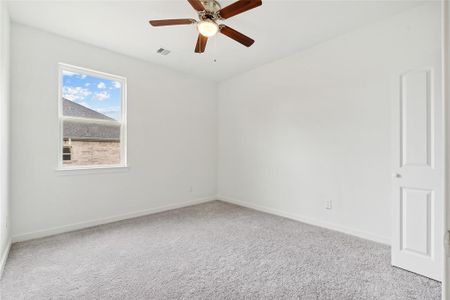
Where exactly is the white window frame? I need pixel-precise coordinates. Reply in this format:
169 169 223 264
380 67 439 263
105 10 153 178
57 63 128 171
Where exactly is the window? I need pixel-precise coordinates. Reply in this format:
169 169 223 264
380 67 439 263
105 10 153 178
62 145 72 161
58 63 127 170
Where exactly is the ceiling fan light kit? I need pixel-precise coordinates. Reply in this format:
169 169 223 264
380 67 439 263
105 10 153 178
149 0 262 53
197 19 219 37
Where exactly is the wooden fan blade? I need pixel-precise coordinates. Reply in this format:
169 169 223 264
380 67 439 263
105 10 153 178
218 0 262 19
220 25 254 47
195 34 208 53
187 0 205 11
149 19 195 26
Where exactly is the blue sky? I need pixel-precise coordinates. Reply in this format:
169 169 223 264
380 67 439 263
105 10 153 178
62 70 122 121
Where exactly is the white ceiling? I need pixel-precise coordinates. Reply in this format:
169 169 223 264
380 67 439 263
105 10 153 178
7 0 422 81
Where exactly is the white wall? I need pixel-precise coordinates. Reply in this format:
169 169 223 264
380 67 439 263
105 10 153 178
10 23 217 241
0 0 11 275
217 3 441 244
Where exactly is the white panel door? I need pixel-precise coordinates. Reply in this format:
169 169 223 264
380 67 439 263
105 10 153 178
392 69 444 281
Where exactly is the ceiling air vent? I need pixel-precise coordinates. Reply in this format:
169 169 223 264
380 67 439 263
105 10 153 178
157 48 171 56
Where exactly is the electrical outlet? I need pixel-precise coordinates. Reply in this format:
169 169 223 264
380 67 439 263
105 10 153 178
325 200 332 210
189 186 193 193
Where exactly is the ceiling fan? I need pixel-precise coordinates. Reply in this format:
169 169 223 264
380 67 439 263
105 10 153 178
149 0 262 53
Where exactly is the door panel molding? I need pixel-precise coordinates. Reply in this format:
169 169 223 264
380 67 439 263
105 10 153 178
400 70 434 169
400 187 433 257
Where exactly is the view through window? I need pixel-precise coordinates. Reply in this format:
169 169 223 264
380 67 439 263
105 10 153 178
59 64 126 169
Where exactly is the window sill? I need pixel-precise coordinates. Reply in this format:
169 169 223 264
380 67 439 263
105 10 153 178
55 164 129 175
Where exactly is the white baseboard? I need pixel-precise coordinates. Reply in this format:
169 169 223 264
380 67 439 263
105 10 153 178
0 238 11 279
11 195 390 246
12 196 216 243
218 195 391 245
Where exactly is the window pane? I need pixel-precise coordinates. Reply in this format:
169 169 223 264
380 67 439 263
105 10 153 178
62 70 122 121
61 68 123 167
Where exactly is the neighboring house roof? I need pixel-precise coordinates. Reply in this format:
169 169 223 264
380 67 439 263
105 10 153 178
63 98 120 141
63 98 114 120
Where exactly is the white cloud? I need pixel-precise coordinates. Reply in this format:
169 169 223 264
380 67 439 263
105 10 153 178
62 70 79 77
112 81 121 89
97 82 106 89
95 106 121 120
62 86 92 102
62 71 87 79
85 83 90 87
95 106 120 114
94 91 110 101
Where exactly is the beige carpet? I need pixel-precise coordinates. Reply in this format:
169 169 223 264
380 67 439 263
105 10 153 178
0 201 441 299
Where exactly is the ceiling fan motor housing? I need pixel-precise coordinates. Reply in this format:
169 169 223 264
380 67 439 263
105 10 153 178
198 0 223 22
200 0 222 14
